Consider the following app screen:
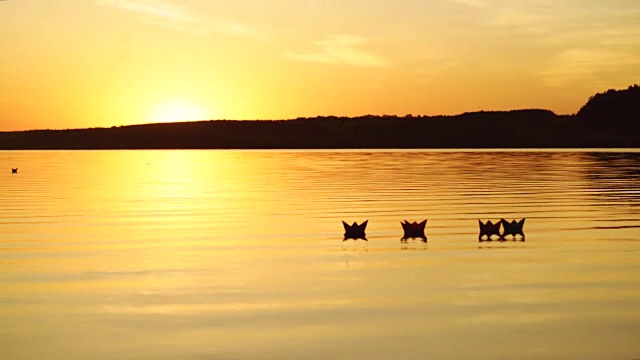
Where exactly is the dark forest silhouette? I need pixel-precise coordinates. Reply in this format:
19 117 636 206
1 85 638 149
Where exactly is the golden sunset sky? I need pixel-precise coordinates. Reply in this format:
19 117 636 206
1 0 639 131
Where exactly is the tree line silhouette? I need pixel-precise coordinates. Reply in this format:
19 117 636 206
1 85 638 149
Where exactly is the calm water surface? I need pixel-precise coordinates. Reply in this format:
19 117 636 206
1 150 639 360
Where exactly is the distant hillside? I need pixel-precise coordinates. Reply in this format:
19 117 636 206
577 84 640 134
0 85 638 149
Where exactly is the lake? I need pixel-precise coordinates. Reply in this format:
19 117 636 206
1 150 639 360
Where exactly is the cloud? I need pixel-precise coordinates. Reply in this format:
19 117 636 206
97 0 196 24
282 35 389 68
97 0 265 40
540 48 640 87
212 19 268 41
450 0 488 8
487 8 549 32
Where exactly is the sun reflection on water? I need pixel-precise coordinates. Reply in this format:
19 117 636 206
0 150 639 360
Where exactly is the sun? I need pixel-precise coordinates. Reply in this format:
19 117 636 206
150 100 210 124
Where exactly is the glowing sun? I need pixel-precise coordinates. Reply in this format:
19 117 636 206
150 100 210 124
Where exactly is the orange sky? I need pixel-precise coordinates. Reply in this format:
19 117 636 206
1 1 639 131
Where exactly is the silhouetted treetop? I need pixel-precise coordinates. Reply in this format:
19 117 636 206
577 85 640 133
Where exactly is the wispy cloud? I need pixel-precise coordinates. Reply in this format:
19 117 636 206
450 0 488 8
212 19 267 41
97 0 196 24
283 35 389 68
97 0 265 40
492 6 547 26
541 48 640 87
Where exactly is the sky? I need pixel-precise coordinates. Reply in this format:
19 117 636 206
1 0 639 131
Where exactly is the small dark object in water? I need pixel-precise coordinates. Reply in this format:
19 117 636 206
11 168 17 174
478 220 501 241
500 218 525 241
343 220 368 241
401 220 428 242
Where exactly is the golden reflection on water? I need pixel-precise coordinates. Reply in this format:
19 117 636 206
0 150 639 360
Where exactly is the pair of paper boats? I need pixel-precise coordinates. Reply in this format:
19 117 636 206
478 219 526 241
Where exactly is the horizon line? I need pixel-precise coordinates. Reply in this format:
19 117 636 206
3 108 570 133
